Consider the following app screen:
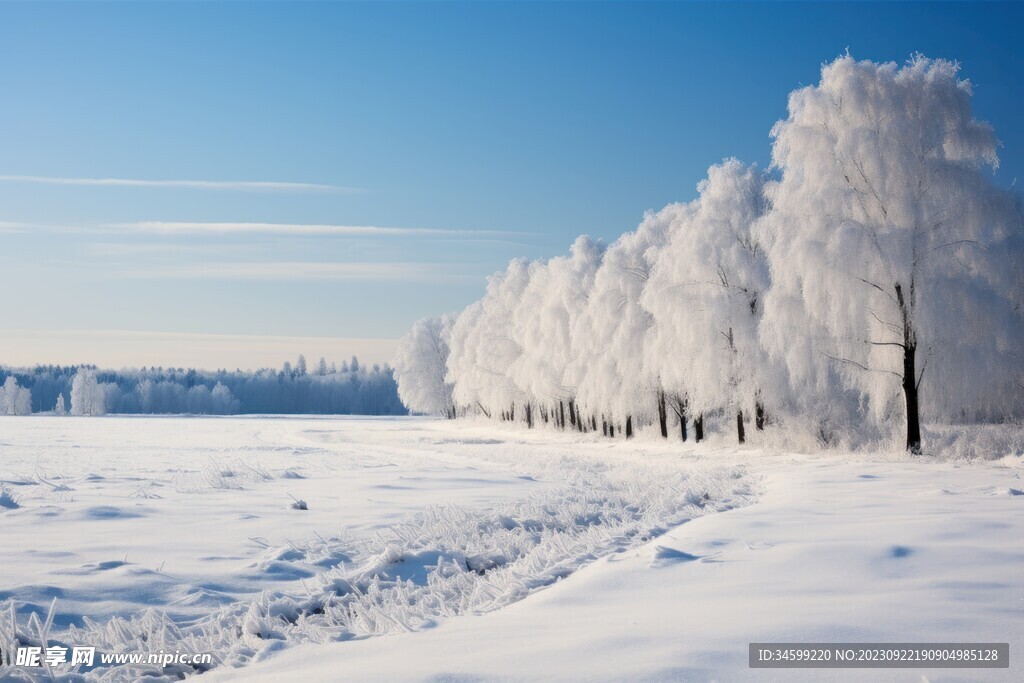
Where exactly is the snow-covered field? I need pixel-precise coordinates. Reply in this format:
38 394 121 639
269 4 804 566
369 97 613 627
0 416 1022 681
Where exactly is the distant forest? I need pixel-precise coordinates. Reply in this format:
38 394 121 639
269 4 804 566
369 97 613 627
0 355 407 416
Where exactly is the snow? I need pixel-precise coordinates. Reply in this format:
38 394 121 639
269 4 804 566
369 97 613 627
1 416 1022 681
212 441 1024 683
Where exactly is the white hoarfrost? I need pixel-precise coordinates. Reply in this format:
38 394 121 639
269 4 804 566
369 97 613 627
570 205 678 427
756 55 1024 438
393 314 457 417
643 159 775 439
0 377 31 416
507 236 605 421
446 259 532 417
409 54 1023 451
70 369 117 417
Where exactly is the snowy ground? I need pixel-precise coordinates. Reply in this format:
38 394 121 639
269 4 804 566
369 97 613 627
0 416 1022 681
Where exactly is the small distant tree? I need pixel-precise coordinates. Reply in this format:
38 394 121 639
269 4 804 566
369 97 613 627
316 357 329 376
54 394 66 415
71 368 106 416
296 354 308 376
0 377 31 415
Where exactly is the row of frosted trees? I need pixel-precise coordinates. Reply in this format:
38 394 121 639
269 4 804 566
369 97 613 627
394 55 1024 453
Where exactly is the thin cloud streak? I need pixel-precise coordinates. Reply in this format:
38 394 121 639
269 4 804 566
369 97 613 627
113 221 525 238
0 175 361 193
123 261 478 282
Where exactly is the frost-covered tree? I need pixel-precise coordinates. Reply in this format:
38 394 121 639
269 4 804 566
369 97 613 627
757 54 1024 452
211 382 239 413
508 236 605 431
393 314 457 417
0 377 32 415
54 393 66 415
296 354 308 376
644 160 772 444
570 206 678 437
71 368 108 416
447 260 532 419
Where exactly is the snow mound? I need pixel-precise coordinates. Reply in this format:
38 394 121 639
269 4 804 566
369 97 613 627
650 546 701 567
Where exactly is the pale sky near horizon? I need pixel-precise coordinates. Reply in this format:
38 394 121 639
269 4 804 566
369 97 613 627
1 2 1021 370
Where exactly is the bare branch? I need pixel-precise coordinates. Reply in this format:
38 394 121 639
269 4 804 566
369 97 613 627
864 340 907 349
868 309 902 332
854 276 897 303
926 239 985 256
821 352 903 379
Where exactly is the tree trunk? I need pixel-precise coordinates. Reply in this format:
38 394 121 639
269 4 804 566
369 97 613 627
609 423 615 438
568 400 577 428
694 414 704 442
736 410 745 444
602 418 608 437
657 390 668 438
559 401 565 430
895 282 923 455
591 415 597 432
903 343 922 454
674 396 688 442
625 416 633 439
526 403 533 429
755 401 765 430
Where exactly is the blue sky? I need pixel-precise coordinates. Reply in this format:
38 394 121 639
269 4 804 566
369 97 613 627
1 1 1021 369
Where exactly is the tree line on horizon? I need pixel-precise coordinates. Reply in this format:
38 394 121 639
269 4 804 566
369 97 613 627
0 354 406 416
393 55 1024 454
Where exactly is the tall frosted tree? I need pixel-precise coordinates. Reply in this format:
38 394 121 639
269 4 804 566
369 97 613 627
508 236 605 431
446 259 533 418
570 205 678 436
757 54 1024 453
643 160 771 443
393 314 457 417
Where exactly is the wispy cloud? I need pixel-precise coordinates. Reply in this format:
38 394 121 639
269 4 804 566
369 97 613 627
0 175 361 193
112 221 523 238
123 261 476 282
0 219 525 240
0 221 33 233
